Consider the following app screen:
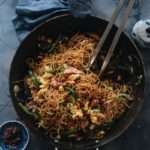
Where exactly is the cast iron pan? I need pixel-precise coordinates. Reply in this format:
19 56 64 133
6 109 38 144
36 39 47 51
9 13 145 150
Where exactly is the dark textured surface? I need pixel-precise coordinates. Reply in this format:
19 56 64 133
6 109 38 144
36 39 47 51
0 0 150 150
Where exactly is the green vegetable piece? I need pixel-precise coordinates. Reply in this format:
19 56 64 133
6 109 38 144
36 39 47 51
103 120 114 128
67 127 78 138
136 74 143 86
118 93 133 101
65 86 78 99
18 103 39 120
28 71 41 87
48 40 58 53
47 65 65 75
91 109 101 113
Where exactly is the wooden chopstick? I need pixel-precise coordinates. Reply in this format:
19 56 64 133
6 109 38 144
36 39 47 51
88 0 126 69
99 0 135 77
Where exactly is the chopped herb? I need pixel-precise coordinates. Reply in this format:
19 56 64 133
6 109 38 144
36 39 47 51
117 96 126 101
26 58 35 68
66 103 73 108
48 41 58 52
91 109 101 113
67 127 77 135
102 83 113 91
103 120 114 128
47 37 61 53
135 75 143 86
29 71 41 88
65 86 78 99
18 103 39 120
47 65 65 75
38 43 53 52
69 96 76 103
37 37 56 52
118 93 133 101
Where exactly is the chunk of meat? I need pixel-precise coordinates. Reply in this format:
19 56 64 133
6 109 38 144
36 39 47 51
64 67 82 74
91 99 100 107
50 78 62 88
68 74 80 81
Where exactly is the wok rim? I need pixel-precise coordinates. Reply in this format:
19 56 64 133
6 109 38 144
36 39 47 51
9 12 146 149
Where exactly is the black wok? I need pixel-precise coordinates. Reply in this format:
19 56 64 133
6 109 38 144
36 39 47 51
9 13 145 150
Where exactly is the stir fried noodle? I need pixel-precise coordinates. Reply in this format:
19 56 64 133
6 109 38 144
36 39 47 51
24 33 133 139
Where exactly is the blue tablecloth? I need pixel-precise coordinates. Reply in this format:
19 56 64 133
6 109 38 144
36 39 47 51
13 0 150 40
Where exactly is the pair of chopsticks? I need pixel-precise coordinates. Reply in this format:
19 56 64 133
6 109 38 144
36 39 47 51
88 0 135 77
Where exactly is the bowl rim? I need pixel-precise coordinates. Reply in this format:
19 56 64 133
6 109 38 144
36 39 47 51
0 120 30 150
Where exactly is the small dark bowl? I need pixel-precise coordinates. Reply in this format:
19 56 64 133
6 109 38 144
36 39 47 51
0 120 29 150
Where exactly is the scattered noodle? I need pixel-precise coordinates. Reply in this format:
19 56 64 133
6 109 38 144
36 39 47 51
24 33 133 140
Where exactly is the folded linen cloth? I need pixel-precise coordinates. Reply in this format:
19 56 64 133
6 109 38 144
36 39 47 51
13 0 150 47
13 0 93 40
13 0 69 39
